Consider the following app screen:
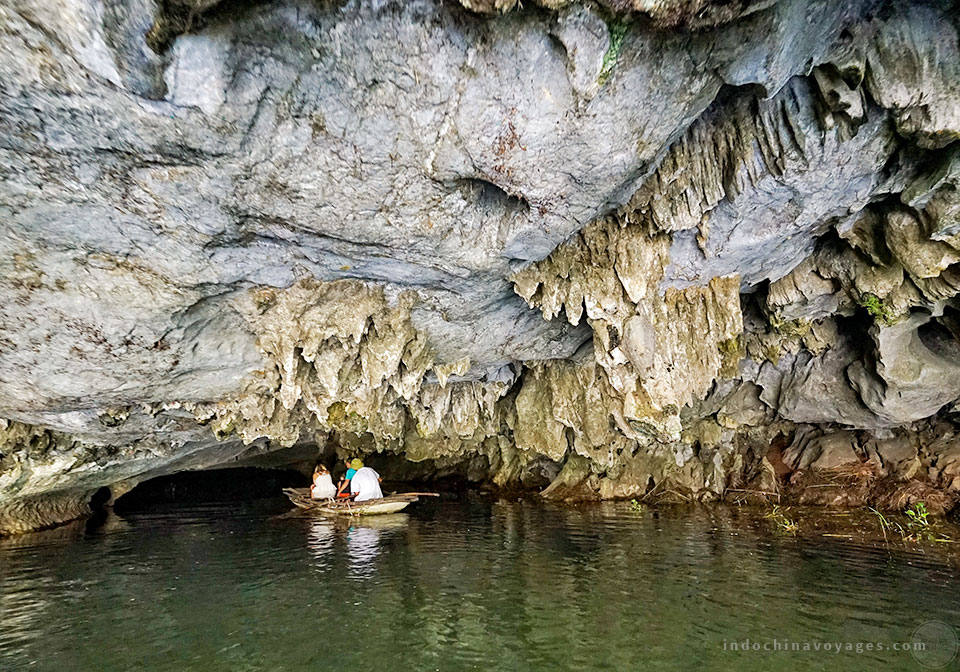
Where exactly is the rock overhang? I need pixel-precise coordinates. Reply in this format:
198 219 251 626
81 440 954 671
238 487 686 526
3 0 960 532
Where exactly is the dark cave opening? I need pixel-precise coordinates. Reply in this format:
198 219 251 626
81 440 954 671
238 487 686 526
918 311 960 366
110 457 488 515
85 486 114 532
89 486 112 509
114 467 309 513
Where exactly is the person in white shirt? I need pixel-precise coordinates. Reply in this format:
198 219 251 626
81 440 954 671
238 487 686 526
349 466 383 502
310 464 337 500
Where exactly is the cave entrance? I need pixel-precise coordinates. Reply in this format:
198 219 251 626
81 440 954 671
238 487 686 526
114 467 308 513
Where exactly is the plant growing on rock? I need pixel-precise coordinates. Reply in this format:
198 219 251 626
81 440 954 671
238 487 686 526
598 18 629 86
857 293 897 325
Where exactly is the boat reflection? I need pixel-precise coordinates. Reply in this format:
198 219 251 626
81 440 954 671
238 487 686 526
304 513 410 577
345 514 409 579
346 526 380 578
306 518 336 567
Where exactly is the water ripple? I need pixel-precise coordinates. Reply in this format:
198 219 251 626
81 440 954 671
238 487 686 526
1 500 958 672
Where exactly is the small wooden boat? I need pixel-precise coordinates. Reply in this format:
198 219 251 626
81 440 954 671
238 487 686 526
282 488 437 516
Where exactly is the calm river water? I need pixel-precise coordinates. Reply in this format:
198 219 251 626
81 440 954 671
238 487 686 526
1 497 958 671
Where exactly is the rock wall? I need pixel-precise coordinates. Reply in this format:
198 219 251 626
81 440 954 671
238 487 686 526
3 0 960 531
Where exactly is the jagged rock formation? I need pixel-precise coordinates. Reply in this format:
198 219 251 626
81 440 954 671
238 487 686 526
3 0 960 532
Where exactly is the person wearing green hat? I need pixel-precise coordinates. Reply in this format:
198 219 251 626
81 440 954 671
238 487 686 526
350 464 383 502
336 458 364 498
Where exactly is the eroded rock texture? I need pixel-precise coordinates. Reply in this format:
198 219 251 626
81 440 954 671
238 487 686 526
3 0 960 531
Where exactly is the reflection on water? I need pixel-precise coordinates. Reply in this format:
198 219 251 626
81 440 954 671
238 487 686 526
0 500 958 672
306 514 410 579
306 518 335 567
346 526 380 579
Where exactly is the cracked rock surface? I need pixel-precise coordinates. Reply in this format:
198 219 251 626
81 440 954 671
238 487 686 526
3 0 960 532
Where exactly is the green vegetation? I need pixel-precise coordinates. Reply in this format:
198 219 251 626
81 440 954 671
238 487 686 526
902 502 939 542
598 19 629 86
630 498 645 513
857 292 897 325
905 501 930 527
869 507 893 541
764 505 799 534
870 503 953 543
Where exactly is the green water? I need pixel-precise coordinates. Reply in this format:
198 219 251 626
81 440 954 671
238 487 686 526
1 498 958 671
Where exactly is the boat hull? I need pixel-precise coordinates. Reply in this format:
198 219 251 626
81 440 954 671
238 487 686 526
282 488 420 516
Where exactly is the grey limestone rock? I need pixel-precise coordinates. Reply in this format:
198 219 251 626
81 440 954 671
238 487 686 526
4 0 960 530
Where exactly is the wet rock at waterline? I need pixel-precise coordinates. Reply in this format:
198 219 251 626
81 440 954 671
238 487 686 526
3 0 960 532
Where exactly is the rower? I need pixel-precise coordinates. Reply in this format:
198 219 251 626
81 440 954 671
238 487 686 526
336 458 363 498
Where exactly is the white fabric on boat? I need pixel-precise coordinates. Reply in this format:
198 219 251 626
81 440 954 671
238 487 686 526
311 472 337 500
350 467 383 502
